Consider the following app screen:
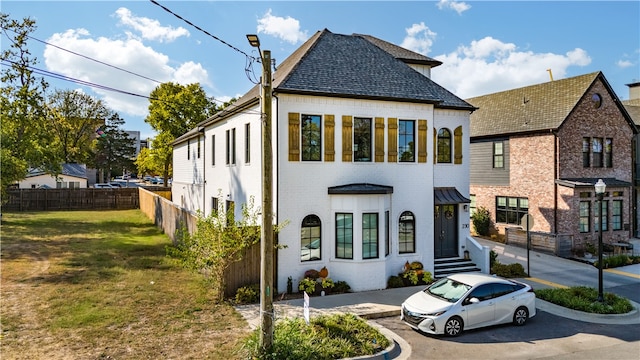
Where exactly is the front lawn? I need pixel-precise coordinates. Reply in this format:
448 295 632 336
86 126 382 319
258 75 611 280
1 210 248 359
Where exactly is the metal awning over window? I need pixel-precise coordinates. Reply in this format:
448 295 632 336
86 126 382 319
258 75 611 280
434 187 470 205
328 183 394 195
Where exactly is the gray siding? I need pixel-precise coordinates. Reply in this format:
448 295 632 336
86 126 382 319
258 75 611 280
470 139 510 186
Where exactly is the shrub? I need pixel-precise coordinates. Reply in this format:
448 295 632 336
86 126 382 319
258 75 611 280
409 261 423 270
387 275 404 288
594 254 640 269
491 262 527 278
490 250 498 268
321 277 334 289
535 286 633 314
333 280 351 293
235 283 260 304
471 206 492 236
298 277 317 295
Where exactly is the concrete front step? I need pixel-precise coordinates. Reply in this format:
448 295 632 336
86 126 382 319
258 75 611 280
434 257 481 278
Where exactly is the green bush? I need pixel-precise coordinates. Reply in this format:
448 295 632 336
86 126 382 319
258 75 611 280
594 254 640 268
471 206 492 236
235 283 260 304
240 313 390 359
491 262 527 278
298 277 317 295
333 280 351 294
490 250 498 268
387 275 404 288
535 286 633 314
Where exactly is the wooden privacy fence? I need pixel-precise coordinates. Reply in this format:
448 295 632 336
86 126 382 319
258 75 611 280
138 187 265 297
4 188 141 211
505 227 573 257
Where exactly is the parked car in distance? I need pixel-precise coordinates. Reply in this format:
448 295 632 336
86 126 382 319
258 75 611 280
401 273 536 337
151 177 164 185
93 183 117 189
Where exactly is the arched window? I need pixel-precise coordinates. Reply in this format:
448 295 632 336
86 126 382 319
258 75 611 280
437 128 452 163
301 215 321 261
399 211 415 253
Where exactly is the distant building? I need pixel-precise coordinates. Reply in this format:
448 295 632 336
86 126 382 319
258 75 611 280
125 130 141 157
18 163 88 189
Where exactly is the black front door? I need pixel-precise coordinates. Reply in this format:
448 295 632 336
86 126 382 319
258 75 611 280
434 204 458 258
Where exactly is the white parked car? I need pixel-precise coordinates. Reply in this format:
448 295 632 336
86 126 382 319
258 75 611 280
93 183 116 189
300 238 321 261
401 273 536 336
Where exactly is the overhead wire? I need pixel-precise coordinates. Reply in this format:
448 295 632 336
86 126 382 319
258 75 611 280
1 3 264 113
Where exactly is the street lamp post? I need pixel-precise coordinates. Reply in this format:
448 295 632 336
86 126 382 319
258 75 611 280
594 178 606 303
246 34 274 351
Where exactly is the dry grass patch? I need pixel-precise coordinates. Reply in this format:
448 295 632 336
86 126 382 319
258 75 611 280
1 210 250 359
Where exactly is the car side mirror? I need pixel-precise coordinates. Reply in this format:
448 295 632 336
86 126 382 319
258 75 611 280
466 297 480 305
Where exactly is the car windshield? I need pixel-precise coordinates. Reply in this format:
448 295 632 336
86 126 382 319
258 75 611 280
425 277 472 303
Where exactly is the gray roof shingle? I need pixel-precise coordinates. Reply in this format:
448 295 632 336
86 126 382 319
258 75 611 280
176 29 473 144
467 72 636 138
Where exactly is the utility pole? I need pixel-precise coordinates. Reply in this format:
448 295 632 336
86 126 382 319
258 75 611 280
246 34 274 352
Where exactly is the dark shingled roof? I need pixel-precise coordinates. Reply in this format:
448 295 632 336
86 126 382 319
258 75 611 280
354 34 442 67
276 30 473 109
175 29 473 144
467 72 603 138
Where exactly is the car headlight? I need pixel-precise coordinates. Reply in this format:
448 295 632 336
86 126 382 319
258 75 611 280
426 310 447 316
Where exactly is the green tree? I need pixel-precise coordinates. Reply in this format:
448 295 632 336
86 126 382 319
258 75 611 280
47 89 110 164
168 196 261 303
471 206 492 236
93 113 136 182
0 13 58 198
145 82 218 182
135 146 163 178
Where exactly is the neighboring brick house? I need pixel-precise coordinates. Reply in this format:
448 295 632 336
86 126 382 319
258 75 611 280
467 72 637 255
171 29 488 292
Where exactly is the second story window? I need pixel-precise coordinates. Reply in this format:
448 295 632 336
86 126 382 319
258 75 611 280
398 120 415 162
437 128 451 163
211 135 215 166
301 114 321 161
493 141 504 168
354 117 372 162
592 137 603 167
605 138 613 167
187 139 191 160
582 137 590 167
197 136 201 159
245 123 250 164
226 128 236 165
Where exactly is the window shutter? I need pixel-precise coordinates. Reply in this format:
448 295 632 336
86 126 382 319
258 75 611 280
388 118 398 162
288 112 300 161
325 115 335 162
417 119 428 163
375 117 385 162
433 128 437 163
342 115 353 162
454 126 463 164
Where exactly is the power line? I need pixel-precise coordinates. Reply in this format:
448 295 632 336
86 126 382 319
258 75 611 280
149 0 258 62
27 34 164 85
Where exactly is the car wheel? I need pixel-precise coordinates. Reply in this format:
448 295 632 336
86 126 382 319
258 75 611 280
513 306 529 326
444 316 463 336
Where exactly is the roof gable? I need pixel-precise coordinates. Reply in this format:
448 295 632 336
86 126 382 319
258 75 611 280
467 72 636 138
276 30 473 109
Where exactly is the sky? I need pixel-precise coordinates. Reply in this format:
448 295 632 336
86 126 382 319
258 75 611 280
2 1 639 140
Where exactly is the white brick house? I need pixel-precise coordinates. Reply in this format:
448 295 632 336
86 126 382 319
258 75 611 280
172 30 487 292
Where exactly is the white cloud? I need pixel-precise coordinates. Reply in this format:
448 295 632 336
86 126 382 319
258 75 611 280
431 36 592 98
44 28 211 118
617 59 634 68
436 0 471 15
400 22 437 55
114 7 189 43
257 9 308 44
